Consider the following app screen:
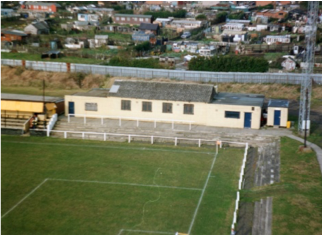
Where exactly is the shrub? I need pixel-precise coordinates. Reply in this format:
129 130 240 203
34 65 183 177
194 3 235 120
188 56 269 72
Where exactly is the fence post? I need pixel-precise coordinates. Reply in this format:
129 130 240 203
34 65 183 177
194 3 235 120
175 137 177 146
68 114 70 123
104 133 106 141
151 136 153 144
128 135 131 143
82 132 85 139
198 139 201 147
64 131 67 139
189 122 192 131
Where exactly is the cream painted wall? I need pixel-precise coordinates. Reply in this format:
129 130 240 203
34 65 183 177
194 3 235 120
64 96 262 129
267 107 288 127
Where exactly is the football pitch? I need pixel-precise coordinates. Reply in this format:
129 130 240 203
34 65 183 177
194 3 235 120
2 136 245 235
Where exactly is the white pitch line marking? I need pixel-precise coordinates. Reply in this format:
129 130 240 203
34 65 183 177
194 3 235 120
47 178 202 191
119 229 173 234
2 179 48 219
2 141 213 155
187 152 219 234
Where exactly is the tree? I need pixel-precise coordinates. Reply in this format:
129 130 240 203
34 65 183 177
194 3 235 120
188 56 269 72
195 14 207 20
213 12 228 24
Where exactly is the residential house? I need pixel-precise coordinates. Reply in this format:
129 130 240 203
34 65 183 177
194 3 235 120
114 14 153 25
73 21 98 31
256 9 288 20
1 30 28 42
24 21 49 35
132 31 156 42
198 1 221 7
264 35 291 45
88 35 109 48
268 24 281 32
78 13 99 22
139 23 160 35
247 24 268 31
21 2 60 13
255 1 274 6
221 30 248 42
64 81 268 130
222 22 245 31
167 19 204 32
1 8 16 17
86 7 114 17
198 46 216 57
153 18 173 27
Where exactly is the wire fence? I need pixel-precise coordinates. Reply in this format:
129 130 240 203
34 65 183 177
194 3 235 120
2 59 322 85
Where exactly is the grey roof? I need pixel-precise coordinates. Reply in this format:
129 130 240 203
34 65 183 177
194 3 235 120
73 88 109 97
212 92 265 107
139 23 159 31
109 81 214 103
268 99 289 108
1 30 27 36
25 2 61 7
1 93 63 102
32 21 49 30
115 14 152 18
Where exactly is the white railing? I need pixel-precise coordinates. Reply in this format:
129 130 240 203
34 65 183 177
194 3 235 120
67 114 195 130
48 130 225 147
231 142 248 235
23 116 32 133
46 114 58 137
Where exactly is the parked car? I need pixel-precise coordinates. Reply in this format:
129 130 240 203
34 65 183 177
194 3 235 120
181 31 191 39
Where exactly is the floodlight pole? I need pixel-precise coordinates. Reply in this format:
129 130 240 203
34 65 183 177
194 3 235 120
43 78 47 129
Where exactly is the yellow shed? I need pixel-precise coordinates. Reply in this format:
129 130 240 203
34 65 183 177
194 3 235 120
267 99 289 127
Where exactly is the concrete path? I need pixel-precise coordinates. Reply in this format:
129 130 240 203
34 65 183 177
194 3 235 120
286 135 322 176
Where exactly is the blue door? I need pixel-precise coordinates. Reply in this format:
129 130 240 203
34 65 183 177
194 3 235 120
68 102 75 116
244 112 252 128
274 110 281 126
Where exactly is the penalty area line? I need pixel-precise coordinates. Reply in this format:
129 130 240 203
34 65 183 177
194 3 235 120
2 178 48 219
48 178 203 191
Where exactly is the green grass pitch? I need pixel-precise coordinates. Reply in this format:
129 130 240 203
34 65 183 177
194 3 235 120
1 136 244 235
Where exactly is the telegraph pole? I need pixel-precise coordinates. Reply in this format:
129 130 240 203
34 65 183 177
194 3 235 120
298 2 319 140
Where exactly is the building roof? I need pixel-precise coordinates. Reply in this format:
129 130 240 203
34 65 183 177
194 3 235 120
1 30 27 36
268 99 289 108
115 14 152 18
109 81 215 103
73 88 109 97
266 35 290 39
24 2 61 7
32 21 49 30
139 23 159 31
212 93 265 107
1 8 15 12
1 93 63 103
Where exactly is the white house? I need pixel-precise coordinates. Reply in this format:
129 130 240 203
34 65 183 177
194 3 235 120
264 35 291 45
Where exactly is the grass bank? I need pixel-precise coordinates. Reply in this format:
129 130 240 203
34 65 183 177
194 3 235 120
241 137 322 235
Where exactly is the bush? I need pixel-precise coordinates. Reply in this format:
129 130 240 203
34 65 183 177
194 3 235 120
195 14 207 20
213 12 228 24
109 56 162 69
134 42 151 52
188 56 269 72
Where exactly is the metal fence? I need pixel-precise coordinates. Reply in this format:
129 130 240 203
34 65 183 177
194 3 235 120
2 59 322 85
